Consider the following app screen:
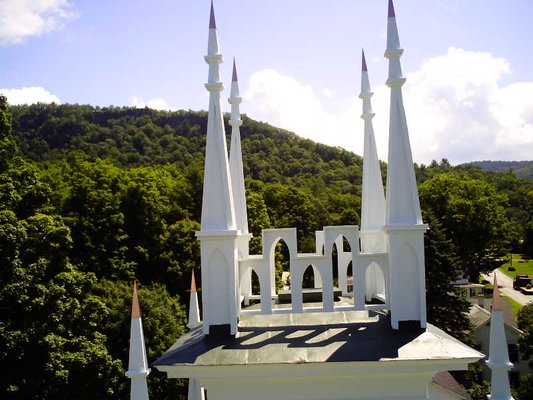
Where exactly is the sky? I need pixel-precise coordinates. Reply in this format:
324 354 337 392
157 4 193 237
1 0 532 165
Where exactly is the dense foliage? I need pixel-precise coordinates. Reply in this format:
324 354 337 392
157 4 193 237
462 160 533 179
1 102 532 398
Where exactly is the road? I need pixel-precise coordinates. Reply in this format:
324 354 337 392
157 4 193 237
484 269 533 306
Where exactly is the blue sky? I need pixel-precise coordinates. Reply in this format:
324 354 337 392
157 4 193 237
1 0 532 164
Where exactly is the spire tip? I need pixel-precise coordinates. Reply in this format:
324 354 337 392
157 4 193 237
388 0 396 18
191 270 197 293
492 275 503 312
209 0 216 29
232 58 238 82
362 49 368 72
132 281 142 318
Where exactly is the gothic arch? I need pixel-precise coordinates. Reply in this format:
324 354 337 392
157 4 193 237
364 261 386 303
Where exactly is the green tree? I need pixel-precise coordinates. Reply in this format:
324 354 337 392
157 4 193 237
0 213 123 399
516 375 533 400
0 96 122 400
419 173 511 280
423 211 471 342
517 303 533 367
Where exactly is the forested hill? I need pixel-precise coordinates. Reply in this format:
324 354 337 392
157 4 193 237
460 160 533 179
3 101 533 399
10 103 364 193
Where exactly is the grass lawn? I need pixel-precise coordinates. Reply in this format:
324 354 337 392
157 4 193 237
498 253 533 279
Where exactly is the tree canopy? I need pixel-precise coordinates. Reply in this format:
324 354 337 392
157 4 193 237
1 102 531 399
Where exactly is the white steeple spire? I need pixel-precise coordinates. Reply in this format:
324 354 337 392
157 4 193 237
196 0 241 337
384 0 422 226
487 275 515 400
383 0 427 330
126 282 150 400
201 0 236 232
228 58 249 235
187 270 201 329
359 49 386 251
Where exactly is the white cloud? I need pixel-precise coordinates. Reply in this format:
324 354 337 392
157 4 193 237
243 48 533 165
397 47 533 164
130 96 175 111
1 86 61 104
0 0 76 45
244 69 360 154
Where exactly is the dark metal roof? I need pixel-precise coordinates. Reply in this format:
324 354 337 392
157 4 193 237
154 311 482 368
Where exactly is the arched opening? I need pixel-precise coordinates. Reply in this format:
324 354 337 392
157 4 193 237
346 261 353 294
343 236 352 252
303 265 315 289
365 261 386 304
334 236 352 297
302 264 322 304
251 269 261 296
274 239 291 292
331 242 339 287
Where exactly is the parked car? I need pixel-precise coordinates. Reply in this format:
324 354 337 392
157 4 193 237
513 274 532 290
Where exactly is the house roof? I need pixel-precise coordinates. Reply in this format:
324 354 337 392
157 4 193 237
468 304 522 333
432 371 470 400
154 311 483 368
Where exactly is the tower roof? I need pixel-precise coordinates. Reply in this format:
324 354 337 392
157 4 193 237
132 281 141 318
361 49 368 72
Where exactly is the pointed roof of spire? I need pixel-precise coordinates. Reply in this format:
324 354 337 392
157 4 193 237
362 49 368 72
492 275 503 312
388 0 396 18
209 0 216 29
232 58 238 82
132 281 141 318
190 269 197 293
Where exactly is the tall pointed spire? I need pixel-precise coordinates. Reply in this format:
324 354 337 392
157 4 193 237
383 0 427 330
359 49 385 252
228 58 249 235
126 282 150 400
384 0 422 226
487 275 514 400
201 0 236 231
196 0 241 337
187 270 201 329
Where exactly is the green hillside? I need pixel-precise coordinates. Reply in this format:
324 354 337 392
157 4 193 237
2 102 533 399
461 160 533 179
